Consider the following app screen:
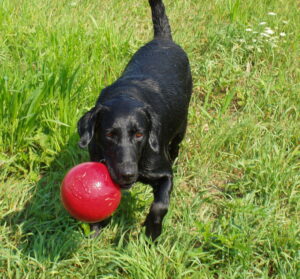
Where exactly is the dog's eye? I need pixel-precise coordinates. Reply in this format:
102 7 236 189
106 132 114 138
135 133 143 139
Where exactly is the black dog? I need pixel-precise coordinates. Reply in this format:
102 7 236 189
78 0 192 240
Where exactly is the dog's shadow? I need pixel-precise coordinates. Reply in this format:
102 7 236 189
2 133 139 262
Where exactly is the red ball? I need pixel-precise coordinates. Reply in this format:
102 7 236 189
61 162 121 223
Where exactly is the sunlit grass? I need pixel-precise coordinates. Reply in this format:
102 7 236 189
0 0 299 278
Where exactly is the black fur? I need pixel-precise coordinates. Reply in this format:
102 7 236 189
78 0 192 240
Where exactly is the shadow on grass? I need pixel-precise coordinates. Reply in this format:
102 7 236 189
1 133 140 262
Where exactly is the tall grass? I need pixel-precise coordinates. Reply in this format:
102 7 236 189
0 0 299 278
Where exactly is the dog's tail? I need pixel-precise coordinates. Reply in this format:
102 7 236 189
149 0 172 40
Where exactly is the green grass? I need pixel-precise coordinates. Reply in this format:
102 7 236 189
0 0 299 278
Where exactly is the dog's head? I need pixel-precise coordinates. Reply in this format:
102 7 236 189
77 97 160 189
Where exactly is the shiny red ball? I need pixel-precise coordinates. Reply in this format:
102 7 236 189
61 162 121 223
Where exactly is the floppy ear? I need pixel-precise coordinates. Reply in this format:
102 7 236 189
77 105 105 148
144 106 161 153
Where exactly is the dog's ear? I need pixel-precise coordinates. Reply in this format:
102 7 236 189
77 105 106 148
143 106 161 153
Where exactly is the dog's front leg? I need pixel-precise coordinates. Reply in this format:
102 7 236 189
144 175 173 240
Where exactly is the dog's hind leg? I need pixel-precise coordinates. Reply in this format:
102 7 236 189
168 133 185 162
87 138 110 237
168 121 187 162
89 218 111 238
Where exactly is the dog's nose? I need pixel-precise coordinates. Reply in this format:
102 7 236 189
121 171 135 182
118 162 137 184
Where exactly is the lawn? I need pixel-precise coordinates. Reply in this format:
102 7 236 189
0 0 299 278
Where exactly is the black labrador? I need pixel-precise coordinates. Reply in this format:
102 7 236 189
78 0 192 240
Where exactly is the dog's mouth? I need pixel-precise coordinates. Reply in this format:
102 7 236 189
119 183 134 190
100 159 136 190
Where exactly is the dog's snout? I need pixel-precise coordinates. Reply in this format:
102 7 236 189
118 162 137 184
121 170 135 180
